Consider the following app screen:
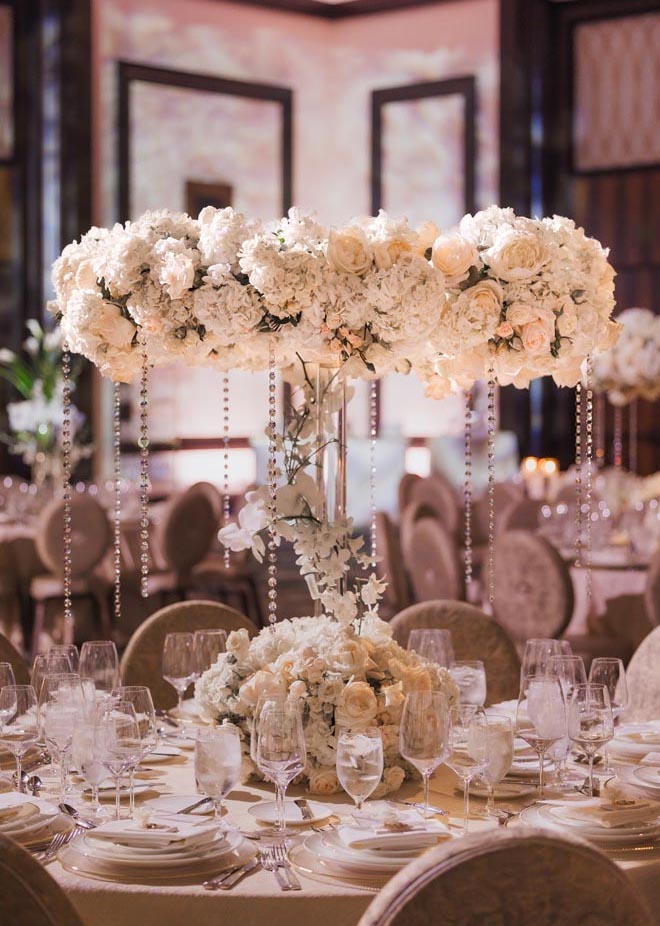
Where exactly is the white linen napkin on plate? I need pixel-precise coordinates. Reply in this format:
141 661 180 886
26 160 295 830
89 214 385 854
90 814 221 849
552 792 660 829
337 820 450 852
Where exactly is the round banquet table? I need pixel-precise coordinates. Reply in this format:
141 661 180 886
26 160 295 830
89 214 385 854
45 734 660 926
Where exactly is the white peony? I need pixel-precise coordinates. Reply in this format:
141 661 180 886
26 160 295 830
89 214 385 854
431 233 478 286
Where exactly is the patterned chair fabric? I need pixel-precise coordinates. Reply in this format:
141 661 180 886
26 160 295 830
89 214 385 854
403 519 463 604
0 631 29 684
626 624 660 721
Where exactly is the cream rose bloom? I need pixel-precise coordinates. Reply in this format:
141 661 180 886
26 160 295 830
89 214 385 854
226 628 251 661
328 638 370 677
518 307 556 356
326 227 372 275
335 681 378 728
431 233 478 286
373 237 413 271
74 259 99 291
237 670 287 708
415 221 441 256
484 226 549 282
158 252 195 300
90 302 135 349
453 280 504 341
307 766 341 796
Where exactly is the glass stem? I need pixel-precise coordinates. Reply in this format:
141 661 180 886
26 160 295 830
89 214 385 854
463 774 471 833
177 690 183 718
213 798 223 819
15 754 22 793
486 784 495 815
91 785 99 811
538 748 546 800
275 784 286 833
588 753 595 797
128 768 135 816
114 775 122 820
59 754 67 801
423 772 431 819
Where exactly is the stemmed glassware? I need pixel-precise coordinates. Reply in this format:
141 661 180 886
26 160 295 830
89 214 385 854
31 653 73 700
520 639 563 686
546 655 587 786
99 701 142 820
48 644 80 673
336 729 384 813
111 686 158 815
0 685 39 791
0 663 16 691
589 658 628 773
568 683 614 797
256 700 306 836
162 633 195 717
399 691 450 818
195 726 242 823
80 641 120 699
516 675 566 799
194 630 227 677
39 673 85 799
449 661 487 718
478 714 514 815
407 629 455 668
250 694 287 765
445 708 489 834
72 723 107 818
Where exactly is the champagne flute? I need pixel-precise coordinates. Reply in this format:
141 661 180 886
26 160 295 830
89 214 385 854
589 658 628 773
39 673 85 799
162 633 195 717
111 686 158 815
478 714 514 815
48 644 80 673
407 629 455 668
194 726 242 823
80 641 120 699
99 702 142 820
400 691 450 817
449 661 487 718
0 685 39 791
516 675 566 799
445 708 489 834
569 683 614 797
336 729 384 813
256 701 306 836
72 723 107 818
194 629 228 678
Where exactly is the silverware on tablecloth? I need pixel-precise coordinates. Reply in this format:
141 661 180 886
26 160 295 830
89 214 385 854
203 857 261 891
389 799 449 817
179 797 213 815
58 803 97 829
155 710 179 729
575 753 603 766
294 798 313 822
259 846 291 891
33 826 82 864
272 841 302 890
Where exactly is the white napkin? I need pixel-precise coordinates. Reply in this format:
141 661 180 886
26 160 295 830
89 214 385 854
552 789 660 829
90 814 222 849
0 803 40 827
337 821 450 852
640 753 660 767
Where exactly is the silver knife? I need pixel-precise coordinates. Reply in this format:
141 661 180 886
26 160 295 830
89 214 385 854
294 798 314 822
216 856 260 890
179 797 213 814
389 799 448 817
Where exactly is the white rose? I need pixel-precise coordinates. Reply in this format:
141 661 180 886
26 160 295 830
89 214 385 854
328 639 370 677
289 680 308 700
431 233 478 286
158 252 195 300
335 681 378 728
381 682 405 710
373 237 413 271
237 670 287 708
492 340 524 382
372 764 406 799
484 226 548 282
89 302 135 349
326 227 372 275
226 628 251 662
74 259 99 290
307 766 341 796
453 280 504 339
520 312 556 356
415 221 441 256
506 302 538 328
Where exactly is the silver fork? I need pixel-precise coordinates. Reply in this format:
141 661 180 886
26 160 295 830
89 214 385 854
272 841 302 890
34 827 80 864
259 846 290 891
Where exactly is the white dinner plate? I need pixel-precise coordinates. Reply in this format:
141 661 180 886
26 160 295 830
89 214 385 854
247 799 331 826
82 828 236 867
320 830 430 870
462 779 536 799
520 803 660 846
304 834 408 876
287 841 386 892
631 766 660 789
543 802 660 835
143 746 183 763
84 782 156 801
143 794 214 816
0 792 59 820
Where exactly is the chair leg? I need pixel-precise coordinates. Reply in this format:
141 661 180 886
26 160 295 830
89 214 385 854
31 600 47 656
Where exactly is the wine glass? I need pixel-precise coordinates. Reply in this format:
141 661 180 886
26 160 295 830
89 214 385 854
546 655 587 787
80 641 120 698
71 722 107 818
99 702 142 820
407 629 455 668
589 658 628 773
516 675 566 799
569 683 614 797
48 644 80 673
250 694 288 765
0 663 16 691
0 685 39 791
336 729 384 813
111 686 158 815
520 639 563 686
399 691 450 817
449 660 487 718
256 700 306 836
194 726 242 823
162 633 195 717
30 653 73 701
39 674 85 799
478 714 514 815
445 708 489 834
194 629 228 677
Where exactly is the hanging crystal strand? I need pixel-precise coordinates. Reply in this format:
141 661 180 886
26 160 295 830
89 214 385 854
138 331 150 599
369 380 378 569
575 381 583 567
61 343 74 639
463 389 473 590
222 374 231 569
594 392 605 470
585 356 593 604
629 397 638 474
112 382 122 623
487 372 496 608
613 404 623 470
266 348 278 628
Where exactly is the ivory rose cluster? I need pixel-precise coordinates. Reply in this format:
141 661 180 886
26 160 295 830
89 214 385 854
195 614 458 798
592 307 660 405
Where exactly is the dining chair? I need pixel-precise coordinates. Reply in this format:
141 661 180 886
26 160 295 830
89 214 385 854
499 497 544 532
0 540 25 652
120 599 257 709
397 472 421 515
0 832 85 926
644 550 660 628
626 624 660 721
30 495 112 651
408 472 460 538
0 631 30 683
389 599 520 704
402 518 463 604
492 530 574 643
357 827 653 926
151 486 220 598
375 511 411 618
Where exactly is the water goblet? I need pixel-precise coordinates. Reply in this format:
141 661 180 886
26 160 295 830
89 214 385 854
0 685 39 791
336 728 384 813
400 691 450 817
478 714 514 815
194 629 228 677
39 673 85 799
111 686 158 814
407 629 455 668
194 726 242 824
80 641 120 699
48 643 80 673
589 658 628 773
445 708 489 834
520 639 563 687
30 653 73 701
547 654 587 786
99 702 142 820
516 675 566 799
449 660 487 718
568 683 614 797
256 700 306 836
71 723 107 818
162 633 195 717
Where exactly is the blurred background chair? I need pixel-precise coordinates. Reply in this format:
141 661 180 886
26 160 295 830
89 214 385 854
403 518 463 604
375 511 411 619
0 632 29 684
626 625 660 721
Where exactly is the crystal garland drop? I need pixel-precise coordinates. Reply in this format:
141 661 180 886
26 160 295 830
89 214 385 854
575 381 583 567
585 355 594 602
369 380 378 568
487 373 496 607
595 392 606 469
463 388 473 589
629 398 638 474
266 350 278 627
222 374 231 569
112 381 122 622
61 343 74 636
613 404 623 470
138 332 150 599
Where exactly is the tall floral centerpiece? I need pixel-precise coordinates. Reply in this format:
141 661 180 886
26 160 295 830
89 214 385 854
50 205 617 795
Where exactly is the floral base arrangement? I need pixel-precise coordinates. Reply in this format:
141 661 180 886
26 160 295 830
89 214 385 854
195 614 458 797
592 307 660 405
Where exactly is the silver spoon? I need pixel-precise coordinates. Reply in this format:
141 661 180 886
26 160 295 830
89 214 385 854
27 775 42 796
58 803 97 829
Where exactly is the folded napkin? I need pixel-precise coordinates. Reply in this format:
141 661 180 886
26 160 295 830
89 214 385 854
619 731 660 746
90 814 222 849
640 753 660 767
337 820 450 852
553 791 660 830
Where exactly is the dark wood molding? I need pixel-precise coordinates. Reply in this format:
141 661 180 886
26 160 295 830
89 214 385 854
121 437 252 453
208 0 474 19
117 62 293 221
371 76 476 215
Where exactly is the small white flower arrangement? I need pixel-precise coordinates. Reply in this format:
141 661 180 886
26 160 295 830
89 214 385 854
591 307 660 405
